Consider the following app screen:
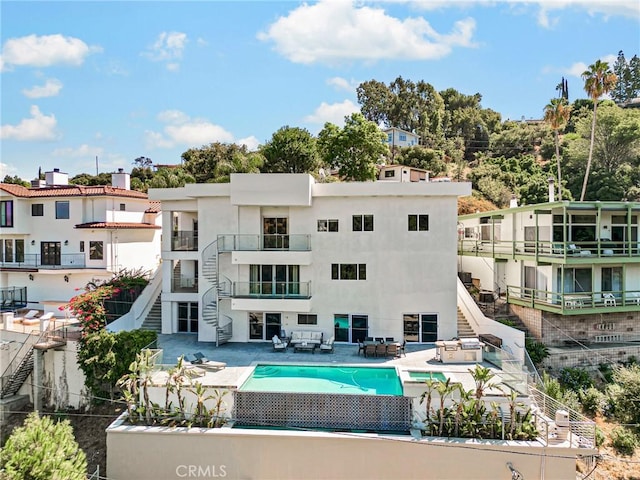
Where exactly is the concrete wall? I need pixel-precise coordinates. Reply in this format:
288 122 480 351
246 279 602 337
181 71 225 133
107 417 581 480
41 341 87 409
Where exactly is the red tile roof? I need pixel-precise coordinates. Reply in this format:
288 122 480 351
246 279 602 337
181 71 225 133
145 201 161 213
0 183 149 199
74 222 161 229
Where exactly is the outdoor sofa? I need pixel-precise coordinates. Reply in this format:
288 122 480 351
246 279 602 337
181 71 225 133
289 331 323 347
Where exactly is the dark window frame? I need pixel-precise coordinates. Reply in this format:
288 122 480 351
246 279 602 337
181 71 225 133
352 214 373 232
408 214 429 231
55 201 70 219
1 200 14 227
298 314 318 325
331 263 366 280
31 203 44 217
89 241 104 260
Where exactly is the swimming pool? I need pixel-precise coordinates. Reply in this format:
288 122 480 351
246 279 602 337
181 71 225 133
239 364 403 395
407 371 447 382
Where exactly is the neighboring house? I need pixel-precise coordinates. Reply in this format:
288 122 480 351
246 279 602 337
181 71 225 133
0 168 162 312
383 127 420 148
378 164 429 183
458 200 640 368
150 173 470 345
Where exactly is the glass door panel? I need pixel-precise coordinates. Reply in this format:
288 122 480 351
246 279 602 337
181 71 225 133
249 312 263 340
275 265 287 295
334 314 349 342
265 313 281 340
403 314 419 342
351 315 368 343
421 314 438 342
261 265 273 295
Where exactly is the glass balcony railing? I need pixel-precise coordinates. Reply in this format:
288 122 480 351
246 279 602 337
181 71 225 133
217 234 311 252
171 276 198 292
171 231 198 251
228 281 311 299
0 253 86 269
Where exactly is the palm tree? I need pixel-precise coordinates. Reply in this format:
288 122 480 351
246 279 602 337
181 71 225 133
543 98 572 200
580 60 617 201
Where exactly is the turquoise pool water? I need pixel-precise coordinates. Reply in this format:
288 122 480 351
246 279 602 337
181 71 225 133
239 364 403 395
408 371 447 382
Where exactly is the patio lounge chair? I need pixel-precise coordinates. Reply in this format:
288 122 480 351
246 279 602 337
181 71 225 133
272 335 287 352
192 352 209 364
24 311 53 326
319 336 335 353
13 309 39 324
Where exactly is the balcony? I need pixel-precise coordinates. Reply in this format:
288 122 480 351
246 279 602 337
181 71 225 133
218 234 311 252
171 231 198 251
171 276 198 293
506 285 640 315
225 281 311 299
0 253 86 270
459 239 640 262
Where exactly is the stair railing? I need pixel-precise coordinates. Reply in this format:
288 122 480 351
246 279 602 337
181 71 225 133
0 330 46 395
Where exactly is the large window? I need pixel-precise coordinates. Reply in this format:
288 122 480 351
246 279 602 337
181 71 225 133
263 217 288 249
55 201 69 219
249 264 300 295
15 239 24 263
90 241 104 260
31 204 44 216
408 214 429 231
249 312 281 340
403 313 438 343
352 214 373 232
0 201 13 227
602 267 622 295
41 242 61 266
331 263 366 280
177 302 198 333
317 219 339 232
559 267 592 294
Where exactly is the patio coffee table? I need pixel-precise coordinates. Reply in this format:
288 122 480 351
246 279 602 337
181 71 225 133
294 342 316 353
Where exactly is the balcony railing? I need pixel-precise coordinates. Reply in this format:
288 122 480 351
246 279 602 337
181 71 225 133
459 239 640 259
228 281 311 299
171 276 198 293
0 253 86 270
217 234 311 252
506 285 640 314
171 231 198 251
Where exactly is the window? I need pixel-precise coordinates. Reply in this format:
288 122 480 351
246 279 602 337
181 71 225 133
80 241 85 253
90 241 104 260
119 203 126 211
334 314 368 343
331 263 366 280
263 217 288 249
387 133 392 143
15 239 24 263
317 219 338 232
352 214 373 231
384 170 395 178
298 314 317 325
408 214 429 231
399 134 407 141
41 242 61 266
31 204 44 216
403 313 438 343
249 264 300 295
3 240 14 263
55 201 69 219
0 201 13 227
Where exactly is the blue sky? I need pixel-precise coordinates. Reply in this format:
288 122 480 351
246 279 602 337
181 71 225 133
1 1 639 181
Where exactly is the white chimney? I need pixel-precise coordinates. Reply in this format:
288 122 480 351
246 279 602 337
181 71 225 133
509 194 518 208
45 168 69 186
548 178 555 203
111 168 130 190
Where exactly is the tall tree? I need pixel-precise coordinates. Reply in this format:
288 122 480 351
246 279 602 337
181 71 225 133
181 142 260 183
612 51 629 103
260 126 320 174
580 60 617 201
544 98 572 200
628 55 640 101
317 113 389 181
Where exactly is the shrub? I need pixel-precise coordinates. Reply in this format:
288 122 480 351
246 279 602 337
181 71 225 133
595 426 606 447
559 367 593 392
579 387 605 417
526 339 549 366
610 427 639 457
0 412 87 479
610 364 640 425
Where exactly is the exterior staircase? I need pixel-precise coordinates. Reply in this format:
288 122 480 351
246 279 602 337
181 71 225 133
141 295 162 333
457 307 476 338
202 240 232 346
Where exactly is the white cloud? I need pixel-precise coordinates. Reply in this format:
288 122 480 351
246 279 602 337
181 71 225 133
236 136 260 151
52 144 103 158
145 109 235 149
0 105 57 141
142 32 188 71
0 34 99 71
304 99 360 126
327 77 359 92
22 78 63 98
257 1 476 65
553 53 618 77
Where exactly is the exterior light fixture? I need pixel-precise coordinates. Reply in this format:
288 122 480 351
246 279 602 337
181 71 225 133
28 274 34 281
64 240 69 246
64 275 69 283
31 240 35 246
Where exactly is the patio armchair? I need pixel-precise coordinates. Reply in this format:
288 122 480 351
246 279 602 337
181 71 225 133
272 335 287 352
398 340 406 357
364 344 377 358
319 336 335 353
357 340 365 356
375 343 387 357
603 293 617 307
386 343 399 358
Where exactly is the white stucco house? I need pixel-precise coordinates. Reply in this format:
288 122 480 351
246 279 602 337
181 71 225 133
149 173 471 345
383 127 420 149
0 168 162 313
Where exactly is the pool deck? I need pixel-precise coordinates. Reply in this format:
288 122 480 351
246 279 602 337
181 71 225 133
155 334 508 395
